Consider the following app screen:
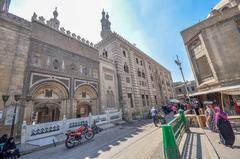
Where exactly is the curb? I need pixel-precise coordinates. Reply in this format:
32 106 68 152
20 140 64 156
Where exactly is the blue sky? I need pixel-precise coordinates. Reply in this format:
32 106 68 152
9 0 219 82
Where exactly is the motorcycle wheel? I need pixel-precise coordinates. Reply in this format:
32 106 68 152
65 137 75 148
85 131 94 140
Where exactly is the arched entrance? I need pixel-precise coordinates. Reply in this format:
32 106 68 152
76 102 92 117
75 84 98 117
34 102 60 123
25 81 69 124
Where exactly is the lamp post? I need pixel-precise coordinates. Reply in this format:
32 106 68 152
174 55 190 102
2 95 9 125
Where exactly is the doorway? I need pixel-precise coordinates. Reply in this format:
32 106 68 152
34 103 60 123
76 103 91 117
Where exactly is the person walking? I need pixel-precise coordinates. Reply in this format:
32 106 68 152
150 107 158 127
193 101 200 115
204 101 216 132
214 107 235 147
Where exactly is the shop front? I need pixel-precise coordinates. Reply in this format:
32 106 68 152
190 85 240 116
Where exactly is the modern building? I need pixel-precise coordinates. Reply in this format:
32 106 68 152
181 0 240 114
174 81 197 100
0 0 174 137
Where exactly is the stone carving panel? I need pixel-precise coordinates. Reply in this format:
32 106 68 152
30 73 70 90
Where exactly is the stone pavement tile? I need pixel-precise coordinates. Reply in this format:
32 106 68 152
181 128 211 159
204 129 240 159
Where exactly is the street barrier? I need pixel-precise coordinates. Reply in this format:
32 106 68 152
21 110 122 144
162 109 188 159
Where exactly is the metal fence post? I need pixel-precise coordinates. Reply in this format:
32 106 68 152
162 125 180 159
179 109 189 132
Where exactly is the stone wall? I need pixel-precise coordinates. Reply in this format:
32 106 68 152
97 33 175 120
31 20 98 62
0 12 31 126
181 4 240 90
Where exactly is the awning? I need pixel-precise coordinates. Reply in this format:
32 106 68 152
190 85 240 97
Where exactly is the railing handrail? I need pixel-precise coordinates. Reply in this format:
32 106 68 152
162 109 188 159
168 115 180 126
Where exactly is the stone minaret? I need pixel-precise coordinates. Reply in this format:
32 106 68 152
0 0 11 12
100 9 112 39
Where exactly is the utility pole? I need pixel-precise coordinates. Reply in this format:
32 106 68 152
174 55 190 102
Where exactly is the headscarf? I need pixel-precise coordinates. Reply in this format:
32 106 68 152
214 107 227 124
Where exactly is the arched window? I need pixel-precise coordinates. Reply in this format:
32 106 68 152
142 70 145 78
123 50 126 57
103 49 108 58
124 62 129 73
53 59 60 70
137 68 141 77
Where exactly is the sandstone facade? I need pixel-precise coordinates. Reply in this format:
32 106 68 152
97 10 174 120
0 4 174 137
181 0 240 91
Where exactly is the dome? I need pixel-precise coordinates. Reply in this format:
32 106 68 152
207 0 240 18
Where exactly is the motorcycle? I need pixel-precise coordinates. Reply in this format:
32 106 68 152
65 124 94 148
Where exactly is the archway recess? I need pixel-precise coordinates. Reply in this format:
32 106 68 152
74 84 98 117
25 81 69 123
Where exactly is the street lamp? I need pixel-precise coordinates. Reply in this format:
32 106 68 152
174 55 190 102
2 95 9 125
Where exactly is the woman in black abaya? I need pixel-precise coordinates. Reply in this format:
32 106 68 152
215 107 235 147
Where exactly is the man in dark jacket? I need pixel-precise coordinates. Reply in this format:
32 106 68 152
3 137 20 158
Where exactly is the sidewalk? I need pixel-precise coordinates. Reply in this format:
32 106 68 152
180 127 240 159
180 128 212 159
204 129 240 159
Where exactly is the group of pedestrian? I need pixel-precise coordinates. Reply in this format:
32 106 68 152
204 101 235 147
0 134 20 159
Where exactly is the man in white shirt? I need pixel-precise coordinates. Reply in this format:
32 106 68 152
150 107 158 127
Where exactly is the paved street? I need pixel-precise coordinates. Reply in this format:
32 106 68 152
21 120 163 159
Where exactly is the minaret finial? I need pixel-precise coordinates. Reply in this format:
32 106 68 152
102 9 105 17
53 7 58 18
100 10 112 39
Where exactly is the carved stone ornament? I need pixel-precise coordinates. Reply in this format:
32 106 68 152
72 33 76 38
66 30 71 35
60 27 65 32
46 7 60 29
32 12 37 20
38 16 45 23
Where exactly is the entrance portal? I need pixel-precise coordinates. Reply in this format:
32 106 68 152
34 103 60 123
76 103 91 117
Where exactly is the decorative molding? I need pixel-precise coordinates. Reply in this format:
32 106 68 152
30 72 70 90
74 79 98 92
31 11 96 50
0 12 32 29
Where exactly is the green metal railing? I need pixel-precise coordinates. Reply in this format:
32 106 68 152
162 109 188 159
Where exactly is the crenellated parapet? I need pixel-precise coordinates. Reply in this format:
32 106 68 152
31 9 95 49
0 12 31 29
